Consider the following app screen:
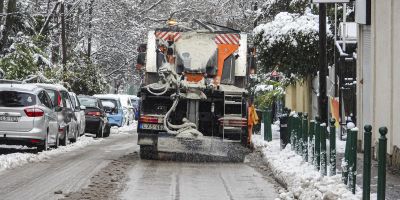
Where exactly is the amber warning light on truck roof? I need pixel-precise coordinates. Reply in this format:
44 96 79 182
167 18 178 26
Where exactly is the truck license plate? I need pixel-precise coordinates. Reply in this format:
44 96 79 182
141 123 164 131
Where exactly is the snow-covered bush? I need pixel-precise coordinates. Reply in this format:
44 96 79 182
254 10 334 81
0 34 50 80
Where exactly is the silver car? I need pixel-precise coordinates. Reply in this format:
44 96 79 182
69 92 86 136
0 84 59 151
34 83 78 145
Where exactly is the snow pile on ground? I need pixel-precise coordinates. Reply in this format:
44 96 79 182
110 121 137 134
252 134 362 200
0 136 102 172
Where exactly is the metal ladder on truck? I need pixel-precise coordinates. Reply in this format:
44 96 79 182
221 92 245 141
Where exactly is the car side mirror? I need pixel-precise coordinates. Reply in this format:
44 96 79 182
54 106 62 112
80 105 86 110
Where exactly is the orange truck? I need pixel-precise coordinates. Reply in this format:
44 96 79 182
136 21 256 159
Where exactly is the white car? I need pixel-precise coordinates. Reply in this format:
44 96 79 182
118 94 134 126
69 92 86 136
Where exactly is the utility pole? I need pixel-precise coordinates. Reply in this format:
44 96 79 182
87 0 94 57
60 2 67 72
318 3 328 123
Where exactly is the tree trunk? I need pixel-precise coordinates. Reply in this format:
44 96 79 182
87 0 94 57
0 0 17 53
60 2 67 69
0 0 4 24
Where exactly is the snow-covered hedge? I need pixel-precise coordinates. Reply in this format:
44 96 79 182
253 10 334 80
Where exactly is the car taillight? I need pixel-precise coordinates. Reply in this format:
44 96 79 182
139 116 160 124
87 111 101 116
57 91 63 107
24 108 44 117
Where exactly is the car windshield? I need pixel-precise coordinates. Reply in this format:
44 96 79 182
0 91 36 107
78 97 98 108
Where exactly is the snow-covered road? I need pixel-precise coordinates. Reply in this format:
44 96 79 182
0 128 138 200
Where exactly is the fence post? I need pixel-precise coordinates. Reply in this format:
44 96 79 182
292 114 297 151
362 125 372 200
343 123 353 185
315 116 321 170
309 120 315 164
297 112 303 154
320 123 327 176
302 113 308 161
263 110 272 142
329 118 336 176
377 127 387 200
288 109 292 146
348 127 358 194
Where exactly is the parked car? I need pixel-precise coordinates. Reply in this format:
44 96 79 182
128 95 140 120
0 84 59 151
34 84 79 145
94 94 125 127
69 92 86 136
118 94 134 126
77 96 110 137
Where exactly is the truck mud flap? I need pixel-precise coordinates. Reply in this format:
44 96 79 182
137 133 158 146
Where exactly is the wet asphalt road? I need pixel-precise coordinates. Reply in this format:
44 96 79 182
121 161 278 200
0 130 279 200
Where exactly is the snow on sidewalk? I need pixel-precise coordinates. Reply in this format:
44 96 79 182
252 134 361 200
0 136 102 172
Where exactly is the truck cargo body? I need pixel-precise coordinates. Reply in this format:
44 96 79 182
136 27 253 159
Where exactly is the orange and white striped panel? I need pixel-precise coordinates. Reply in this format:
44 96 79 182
155 31 181 42
214 34 240 45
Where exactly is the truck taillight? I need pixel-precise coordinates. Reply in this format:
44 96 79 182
87 111 101 117
24 108 44 117
219 118 247 127
139 116 160 124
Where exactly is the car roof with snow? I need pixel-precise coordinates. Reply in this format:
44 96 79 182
94 94 121 100
34 83 68 91
0 83 43 94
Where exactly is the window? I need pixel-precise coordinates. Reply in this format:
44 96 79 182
46 90 60 106
61 91 72 109
78 97 98 108
38 91 52 108
0 91 36 107
70 94 77 108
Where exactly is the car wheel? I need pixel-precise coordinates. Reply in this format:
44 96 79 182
103 124 111 138
70 127 78 143
54 131 60 148
96 123 104 138
60 128 68 146
38 131 49 152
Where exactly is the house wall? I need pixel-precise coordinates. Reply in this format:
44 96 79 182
358 0 400 161
285 78 312 117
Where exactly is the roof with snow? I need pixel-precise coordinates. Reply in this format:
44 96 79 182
0 83 43 94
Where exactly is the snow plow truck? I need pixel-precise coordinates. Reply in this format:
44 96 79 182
136 20 256 160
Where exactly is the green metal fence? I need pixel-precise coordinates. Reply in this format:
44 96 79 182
280 110 388 198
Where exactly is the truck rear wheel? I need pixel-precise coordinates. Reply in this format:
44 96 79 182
140 145 158 160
